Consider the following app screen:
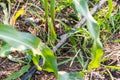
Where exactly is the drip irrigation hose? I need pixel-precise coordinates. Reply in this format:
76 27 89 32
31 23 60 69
21 0 107 79
21 59 43 80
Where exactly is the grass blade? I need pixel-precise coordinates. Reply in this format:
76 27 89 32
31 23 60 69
44 0 49 23
5 64 30 80
50 0 56 22
48 18 57 43
106 0 113 18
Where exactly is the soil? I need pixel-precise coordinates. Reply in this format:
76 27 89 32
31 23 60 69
0 0 120 80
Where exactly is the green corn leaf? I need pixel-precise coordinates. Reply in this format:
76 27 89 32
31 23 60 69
0 42 27 64
72 0 88 17
88 39 103 69
73 0 103 70
41 43 58 77
0 44 11 57
32 54 42 70
0 24 40 49
86 17 100 39
73 0 100 39
5 64 30 80
0 24 58 77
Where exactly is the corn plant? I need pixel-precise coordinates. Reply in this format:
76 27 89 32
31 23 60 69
0 24 58 78
73 0 103 70
41 0 57 43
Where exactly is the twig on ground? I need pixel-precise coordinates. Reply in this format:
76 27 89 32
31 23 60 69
21 0 107 79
